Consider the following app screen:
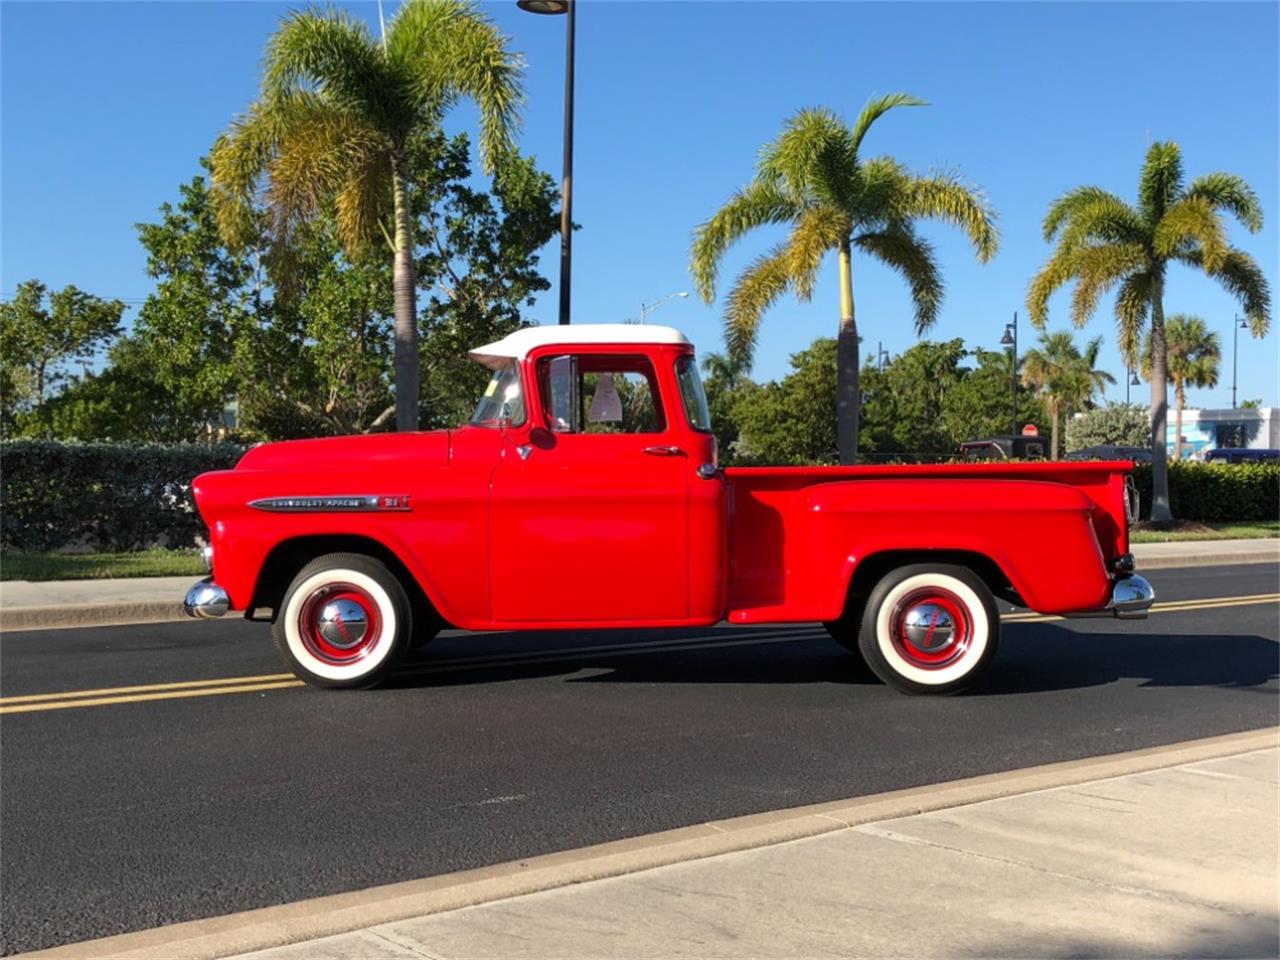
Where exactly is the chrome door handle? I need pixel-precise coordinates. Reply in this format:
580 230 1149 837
643 445 684 456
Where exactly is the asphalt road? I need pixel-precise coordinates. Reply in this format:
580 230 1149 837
2 563 1277 955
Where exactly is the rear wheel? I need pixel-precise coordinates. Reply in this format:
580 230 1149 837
858 564 998 695
272 553 412 689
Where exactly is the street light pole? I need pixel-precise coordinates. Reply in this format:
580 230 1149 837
638 290 688 324
1000 312 1018 436
1232 315 1247 408
517 0 575 324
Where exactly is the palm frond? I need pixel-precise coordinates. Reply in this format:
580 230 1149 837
1053 196 1146 251
848 92 926 154
690 180 801 303
1068 243 1148 328
757 107 848 200
1185 172 1263 233
391 0 523 172
1042 186 1128 241
263 8 398 129
785 206 846 301
1027 247 1083 328
854 225 943 334
1137 140 1184 224
1154 196 1227 270
904 172 999 262
1177 246 1273 337
335 142 394 255
723 244 791 366
1113 272 1151 365
850 155 912 223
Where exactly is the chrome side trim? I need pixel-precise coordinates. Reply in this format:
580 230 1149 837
184 579 230 619
248 495 411 513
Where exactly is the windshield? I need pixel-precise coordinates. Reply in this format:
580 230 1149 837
470 360 526 427
675 354 712 432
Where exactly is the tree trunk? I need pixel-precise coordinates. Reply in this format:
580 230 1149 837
1174 382 1185 462
1050 402 1060 460
835 239 859 465
391 159 420 432
1148 270 1174 522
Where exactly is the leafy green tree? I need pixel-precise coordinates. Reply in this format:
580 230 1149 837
733 338 839 464
1140 313 1220 460
1021 331 1115 459
1065 403 1152 452
941 347 1048 444
690 95 998 463
0 280 125 436
860 339 969 454
699 351 752 462
210 0 522 432
1027 141 1270 519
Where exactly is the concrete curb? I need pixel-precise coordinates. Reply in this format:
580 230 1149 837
1134 549 1280 570
19 726 1277 960
0 601 187 633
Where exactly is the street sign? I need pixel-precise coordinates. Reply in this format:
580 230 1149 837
1021 424 1040 436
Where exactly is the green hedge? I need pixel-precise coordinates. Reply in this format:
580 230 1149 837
1130 461 1280 522
0 441 245 552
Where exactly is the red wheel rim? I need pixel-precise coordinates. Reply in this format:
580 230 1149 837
297 582 383 665
889 587 971 669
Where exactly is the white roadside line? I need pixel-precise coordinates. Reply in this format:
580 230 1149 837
17 726 1278 960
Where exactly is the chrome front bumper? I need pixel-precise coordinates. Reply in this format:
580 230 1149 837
183 578 230 619
1064 573 1155 620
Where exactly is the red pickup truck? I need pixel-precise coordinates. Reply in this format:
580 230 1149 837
184 324 1153 695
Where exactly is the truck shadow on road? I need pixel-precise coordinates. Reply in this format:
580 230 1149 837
387 623 1279 696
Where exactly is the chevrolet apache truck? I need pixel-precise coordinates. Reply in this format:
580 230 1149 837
183 324 1154 694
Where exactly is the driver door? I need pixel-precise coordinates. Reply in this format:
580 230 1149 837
489 351 690 623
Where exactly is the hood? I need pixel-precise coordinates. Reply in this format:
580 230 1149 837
236 430 451 472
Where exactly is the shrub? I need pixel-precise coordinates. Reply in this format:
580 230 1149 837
0 441 244 552
1066 403 1151 451
1130 460 1280 522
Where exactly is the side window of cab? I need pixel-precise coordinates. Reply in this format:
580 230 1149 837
536 354 667 434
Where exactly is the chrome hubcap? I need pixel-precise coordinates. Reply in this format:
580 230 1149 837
317 598 369 648
902 603 955 652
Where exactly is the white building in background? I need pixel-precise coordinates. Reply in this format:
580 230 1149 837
1165 406 1279 458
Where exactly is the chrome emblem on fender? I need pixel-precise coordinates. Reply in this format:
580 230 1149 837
249 495 412 513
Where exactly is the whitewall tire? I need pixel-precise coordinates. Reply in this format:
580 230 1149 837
857 564 999 695
272 553 412 689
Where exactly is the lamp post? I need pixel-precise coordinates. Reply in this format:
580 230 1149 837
517 0 575 324
876 342 890 370
1231 315 1248 408
999 312 1018 436
638 290 688 324
1126 368 1140 404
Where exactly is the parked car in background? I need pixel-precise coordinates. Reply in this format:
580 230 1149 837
1065 445 1153 463
960 436 1048 461
1203 448 1280 464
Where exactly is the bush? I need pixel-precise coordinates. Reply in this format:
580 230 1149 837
1130 460 1280 522
0 441 244 552
1066 403 1151 451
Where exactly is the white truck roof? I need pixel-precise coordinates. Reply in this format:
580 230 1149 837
468 324 691 369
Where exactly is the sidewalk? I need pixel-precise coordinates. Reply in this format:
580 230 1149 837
1 539 1276 632
224 744 1278 960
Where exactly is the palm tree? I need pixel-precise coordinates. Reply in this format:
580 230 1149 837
1027 141 1269 520
700 350 749 388
690 96 998 463
1021 331 1114 459
210 0 521 432
1141 313 1221 461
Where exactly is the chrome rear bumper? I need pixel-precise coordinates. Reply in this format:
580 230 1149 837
1064 573 1155 620
183 578 230 619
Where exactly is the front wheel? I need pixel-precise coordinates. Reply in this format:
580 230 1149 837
272 553 412 689
858 564 999 695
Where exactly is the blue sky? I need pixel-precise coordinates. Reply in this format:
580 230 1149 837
3 1 1277 408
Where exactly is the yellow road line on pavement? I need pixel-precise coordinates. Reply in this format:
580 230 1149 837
0 681 305 715
3 595 1275 716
